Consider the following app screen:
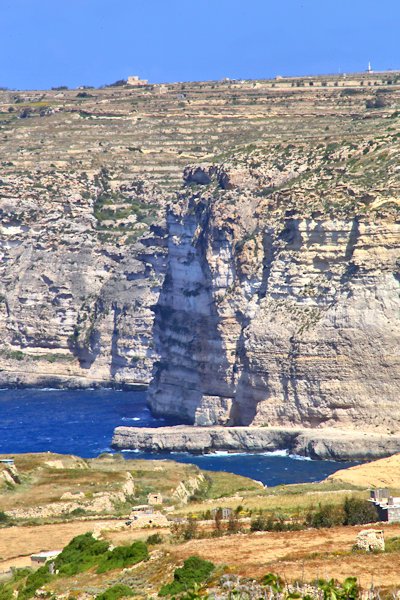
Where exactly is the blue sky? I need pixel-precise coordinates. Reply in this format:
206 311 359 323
0 0 399 89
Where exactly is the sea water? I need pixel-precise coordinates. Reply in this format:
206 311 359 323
0 388 357 485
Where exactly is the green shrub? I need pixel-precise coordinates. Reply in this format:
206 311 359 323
146 533 163 545
96 541 148 574
262 573 284 593
0 511 9 523
54 533 109 576
343 498 378 526
306 503 344 529
69 507 87 517
18 566 52 600
0 570 31 600
250 514 267 531
95 584 134 600
317 576 358 600
250 515 302 532
159 556 214 596
0 584 13 600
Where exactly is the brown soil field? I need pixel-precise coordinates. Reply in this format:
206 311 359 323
4 520 400 590
0 520 124 570
0 520 171 574
168 524 400 588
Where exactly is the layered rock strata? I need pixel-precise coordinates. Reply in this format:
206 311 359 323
0 172 166 387
148 143 400 432
112 425 400 462
0 76 398 392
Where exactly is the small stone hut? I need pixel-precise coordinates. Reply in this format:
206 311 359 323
148 493 163 505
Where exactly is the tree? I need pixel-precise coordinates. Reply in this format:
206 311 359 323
183 516 198 541
343 498 378 526
227 512 240 534
213 508 224 535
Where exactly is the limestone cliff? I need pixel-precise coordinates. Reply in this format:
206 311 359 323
0 75 399 406
148 138 400 433
0 170 166 387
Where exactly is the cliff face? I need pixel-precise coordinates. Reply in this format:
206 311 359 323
0 76 399 403
0 171 166 387
148 141 400 432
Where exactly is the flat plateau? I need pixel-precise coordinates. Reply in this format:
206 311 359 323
112 425 400 461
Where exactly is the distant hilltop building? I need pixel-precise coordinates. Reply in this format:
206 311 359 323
127 75 148 86
367 62 373 73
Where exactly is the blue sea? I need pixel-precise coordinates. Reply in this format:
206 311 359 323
0 388 357 486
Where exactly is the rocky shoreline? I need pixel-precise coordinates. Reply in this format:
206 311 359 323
112 425 400 462
0 374 148 391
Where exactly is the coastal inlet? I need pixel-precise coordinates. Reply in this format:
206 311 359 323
0 388 358 486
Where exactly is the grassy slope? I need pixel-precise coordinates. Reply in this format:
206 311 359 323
328 452 400 489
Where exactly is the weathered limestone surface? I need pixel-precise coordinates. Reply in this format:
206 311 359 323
0 77 399 444
355 530 385 552
148 154 400 433
112 425 400 461
0 173 166 387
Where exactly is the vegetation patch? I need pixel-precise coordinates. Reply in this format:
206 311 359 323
96 541 149 573
159 556 215 596
54 533 110 575
95 584 134 600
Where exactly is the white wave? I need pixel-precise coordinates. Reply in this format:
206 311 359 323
288 453 312 461
209 451 241 457
260 449 289 457
121 417 141 422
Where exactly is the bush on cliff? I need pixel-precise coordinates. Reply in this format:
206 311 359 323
96 541 149 573
159 556 215 596
54 532 110 575
95 584 134 600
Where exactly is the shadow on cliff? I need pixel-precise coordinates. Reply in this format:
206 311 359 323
147 198 238 424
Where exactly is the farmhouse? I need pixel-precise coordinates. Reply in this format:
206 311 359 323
31 550 61 569
370 489 400 522
127 75 148 86
128 504 169 528
147 492 163 505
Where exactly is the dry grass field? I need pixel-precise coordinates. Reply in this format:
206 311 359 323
0 520 123 570
5 520 400 590
4 453 400 592
168 524 400 588
329 454 400 489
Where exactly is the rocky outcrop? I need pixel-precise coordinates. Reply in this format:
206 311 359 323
148 144 400 432
112 425 400 461
0 171 166 387
5 472 136 520
172 472 206 503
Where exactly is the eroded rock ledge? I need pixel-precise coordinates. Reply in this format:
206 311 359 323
112 425 400 462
